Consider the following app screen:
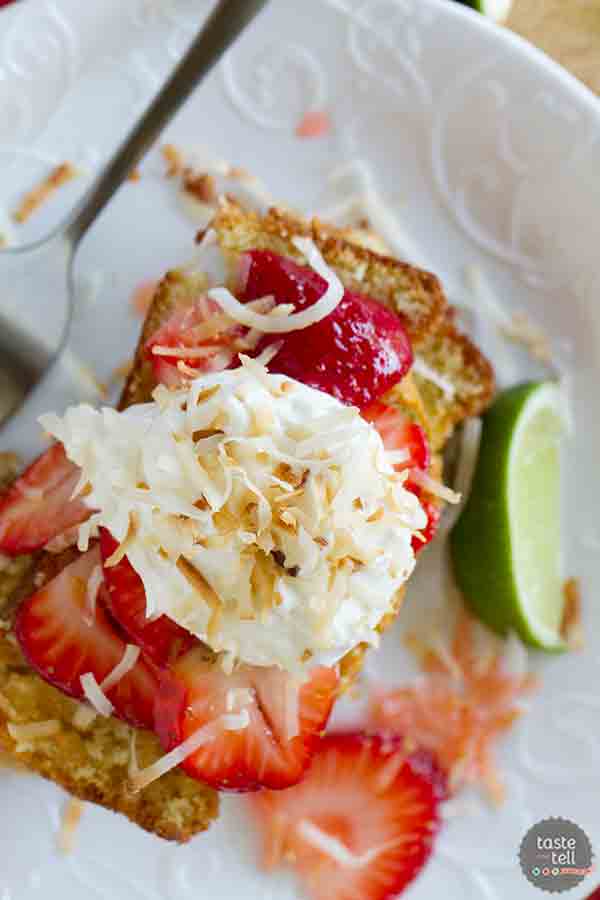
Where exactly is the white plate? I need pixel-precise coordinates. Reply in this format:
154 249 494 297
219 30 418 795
1 1 599 898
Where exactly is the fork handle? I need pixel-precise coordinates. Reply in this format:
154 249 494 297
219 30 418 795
65 0 268 247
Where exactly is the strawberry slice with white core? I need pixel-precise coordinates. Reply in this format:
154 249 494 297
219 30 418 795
0 443 90 555
145 296 242 388
239 250 413 409
154 647 338 791
252 732 445 900
362 402 438 552
100 528 197 667
15 546 165 730
362 402 430 473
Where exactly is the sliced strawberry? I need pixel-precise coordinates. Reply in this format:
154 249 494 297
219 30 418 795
362 402 439 552
252 732 445 900
15 546 165 730
362 402 430 473
418 497 442 548
155 648 338 791
145 297 242 387
0 443 90 556
240 250 413 409
99 528 197 667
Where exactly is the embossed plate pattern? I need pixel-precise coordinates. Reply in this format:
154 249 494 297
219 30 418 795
0 1 599 898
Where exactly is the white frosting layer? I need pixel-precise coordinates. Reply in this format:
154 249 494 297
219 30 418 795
41 360 426 671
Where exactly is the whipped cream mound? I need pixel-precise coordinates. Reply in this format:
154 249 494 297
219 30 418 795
41 359 427 672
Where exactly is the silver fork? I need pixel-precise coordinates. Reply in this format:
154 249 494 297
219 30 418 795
0 0 268 427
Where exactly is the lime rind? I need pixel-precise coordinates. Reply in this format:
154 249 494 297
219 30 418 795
451 381 567 652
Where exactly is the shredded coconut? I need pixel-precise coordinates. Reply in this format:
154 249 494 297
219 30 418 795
409 469 461 505
208 237 344 334
412 356 456 401
296 820 394 868
85 565 103 625
129 712 249 792
100 644 140 693
13 162 78 224
80 673 114 717
7 720 61 742
501 311 552 364
42 363 425 672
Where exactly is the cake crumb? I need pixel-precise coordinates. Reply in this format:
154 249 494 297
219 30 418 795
128 167 141 182
13 162 78 224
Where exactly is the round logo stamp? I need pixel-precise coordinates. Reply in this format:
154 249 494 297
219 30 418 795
519 818 594 893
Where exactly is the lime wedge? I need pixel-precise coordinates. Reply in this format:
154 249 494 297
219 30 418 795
450 382 567 651
457 0 513 23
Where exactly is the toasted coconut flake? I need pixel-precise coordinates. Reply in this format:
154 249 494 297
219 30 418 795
183 170 217 204
13 162 78 224
561 578 583 650
409 469 461 504
162 144 184 177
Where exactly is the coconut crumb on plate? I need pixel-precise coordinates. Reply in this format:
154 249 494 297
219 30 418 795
182 171 217 204
162 144 184 178
561 577 583 651
12 162 78 224
57 797 85 854
500 311 552 364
